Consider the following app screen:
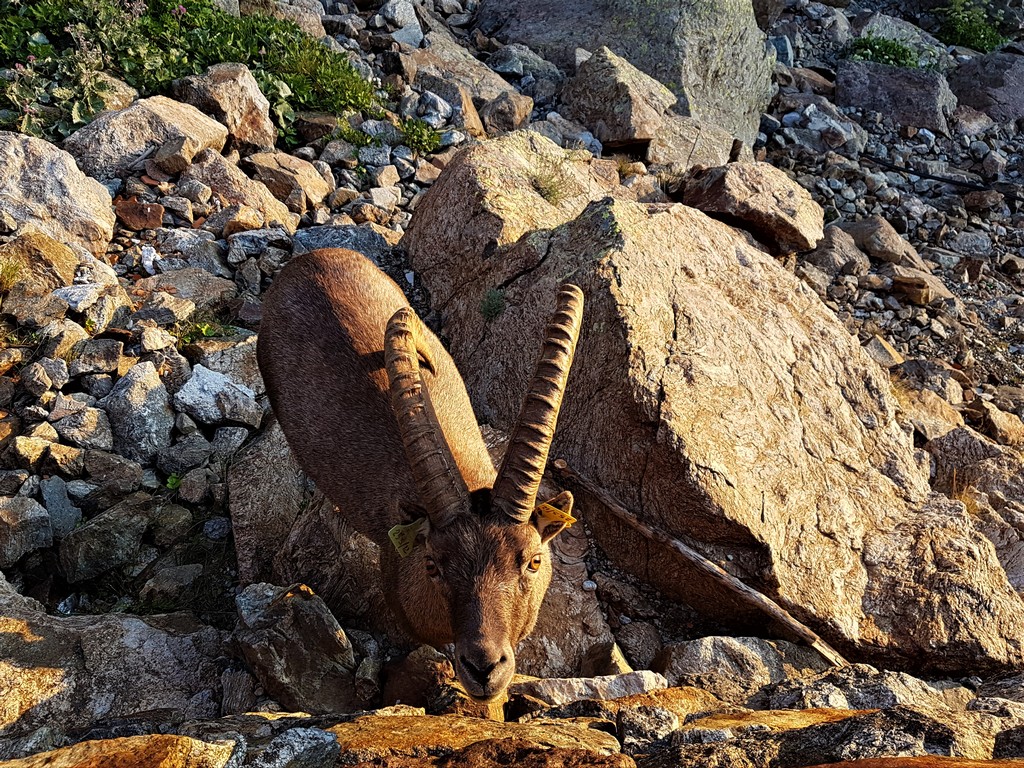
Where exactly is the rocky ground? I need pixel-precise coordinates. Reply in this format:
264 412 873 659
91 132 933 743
2 0 1024 765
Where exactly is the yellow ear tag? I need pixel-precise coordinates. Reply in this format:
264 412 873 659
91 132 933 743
388 517 426 558
535 502 576 528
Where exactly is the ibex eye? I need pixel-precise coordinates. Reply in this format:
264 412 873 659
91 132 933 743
425 556 439 578
527 554 543 573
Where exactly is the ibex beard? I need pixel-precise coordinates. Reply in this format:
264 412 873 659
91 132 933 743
257 248 583 702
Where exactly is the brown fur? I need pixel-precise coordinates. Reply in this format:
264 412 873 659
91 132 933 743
257 249 566 699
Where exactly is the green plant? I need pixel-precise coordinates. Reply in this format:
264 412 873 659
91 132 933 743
0 256 22 293
938 0 1005 52
400 117 441 154
0 0 378 141
531 157 576 206
176 313 229 347
480 288 505 322
847 33 920 68
165 472 182 490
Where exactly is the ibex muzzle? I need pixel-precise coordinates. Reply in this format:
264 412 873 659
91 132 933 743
257 248 583 701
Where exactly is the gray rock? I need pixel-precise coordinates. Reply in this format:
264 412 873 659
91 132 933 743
488 43 563 81
234 582 358 714
63 95 229 179
0 570 223 738
509 670 668 707
185 330 264 396
68 340 123 378
135 268 237 310
212 427 250 458
561 46 676 145
53 408 114 451
58 495 151 583
949 51 1024 123
39 476 82 539
132 292 198 325
173 365 262 428
156 432 215 475
140 563 204 605
836 59 957 135
0 497 52 567
0 133 115 256
100 362 174 463
291 225 392 263
248 727 341 768
476 0 774 143
654 636 831 706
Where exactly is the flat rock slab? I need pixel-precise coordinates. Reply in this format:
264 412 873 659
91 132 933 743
0 735 235 767
510 671 667 707
327 714 621 760
0 134 115 256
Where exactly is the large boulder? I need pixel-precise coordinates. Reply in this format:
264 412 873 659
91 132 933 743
948 50 1024 124
0 573 222 738
171 63 277 152
0 133 114 256
679 162 824 253
476 0 774 144
559 46 740 173
561 46 678 146
63 96 228 179
836 60 957 135
404 146 1024 675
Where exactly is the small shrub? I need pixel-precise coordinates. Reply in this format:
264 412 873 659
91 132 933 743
0 0 377 141
531 156 577 206
165 472 183 491
847 34 920 68
480 289 505 322
400 117 441 154
0 256 22 293
938 0 1005 52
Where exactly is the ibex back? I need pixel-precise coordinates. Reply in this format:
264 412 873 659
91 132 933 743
257 248 583 700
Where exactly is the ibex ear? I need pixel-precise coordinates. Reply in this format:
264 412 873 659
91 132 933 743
532 490 576 543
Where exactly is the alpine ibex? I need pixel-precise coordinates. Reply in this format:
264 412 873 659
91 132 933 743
257 248 583 701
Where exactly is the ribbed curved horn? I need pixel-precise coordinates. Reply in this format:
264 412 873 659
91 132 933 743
385 307 469 529
492 285 584 523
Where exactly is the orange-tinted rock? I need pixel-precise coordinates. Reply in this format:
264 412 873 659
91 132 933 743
0 734 234 767
115 199 166 231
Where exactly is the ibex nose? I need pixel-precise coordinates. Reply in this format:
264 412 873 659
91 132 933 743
456 643 514 700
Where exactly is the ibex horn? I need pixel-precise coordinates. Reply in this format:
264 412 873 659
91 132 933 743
385 307 469 529
493 284 584 524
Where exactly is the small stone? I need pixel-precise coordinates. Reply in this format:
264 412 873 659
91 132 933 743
173 365 262 428
40 476 82 538
0 496 52 567
54 408 114 451
248 727 340 768
157 432 214 475
100 361 174 463
115 199 166 231
141 563 203 605
68 339 123 377
59 494 151 582
203 516 231 540
133 291 197 326
21 362 53 397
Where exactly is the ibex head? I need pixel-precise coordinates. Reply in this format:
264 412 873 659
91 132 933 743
384 285 584 700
